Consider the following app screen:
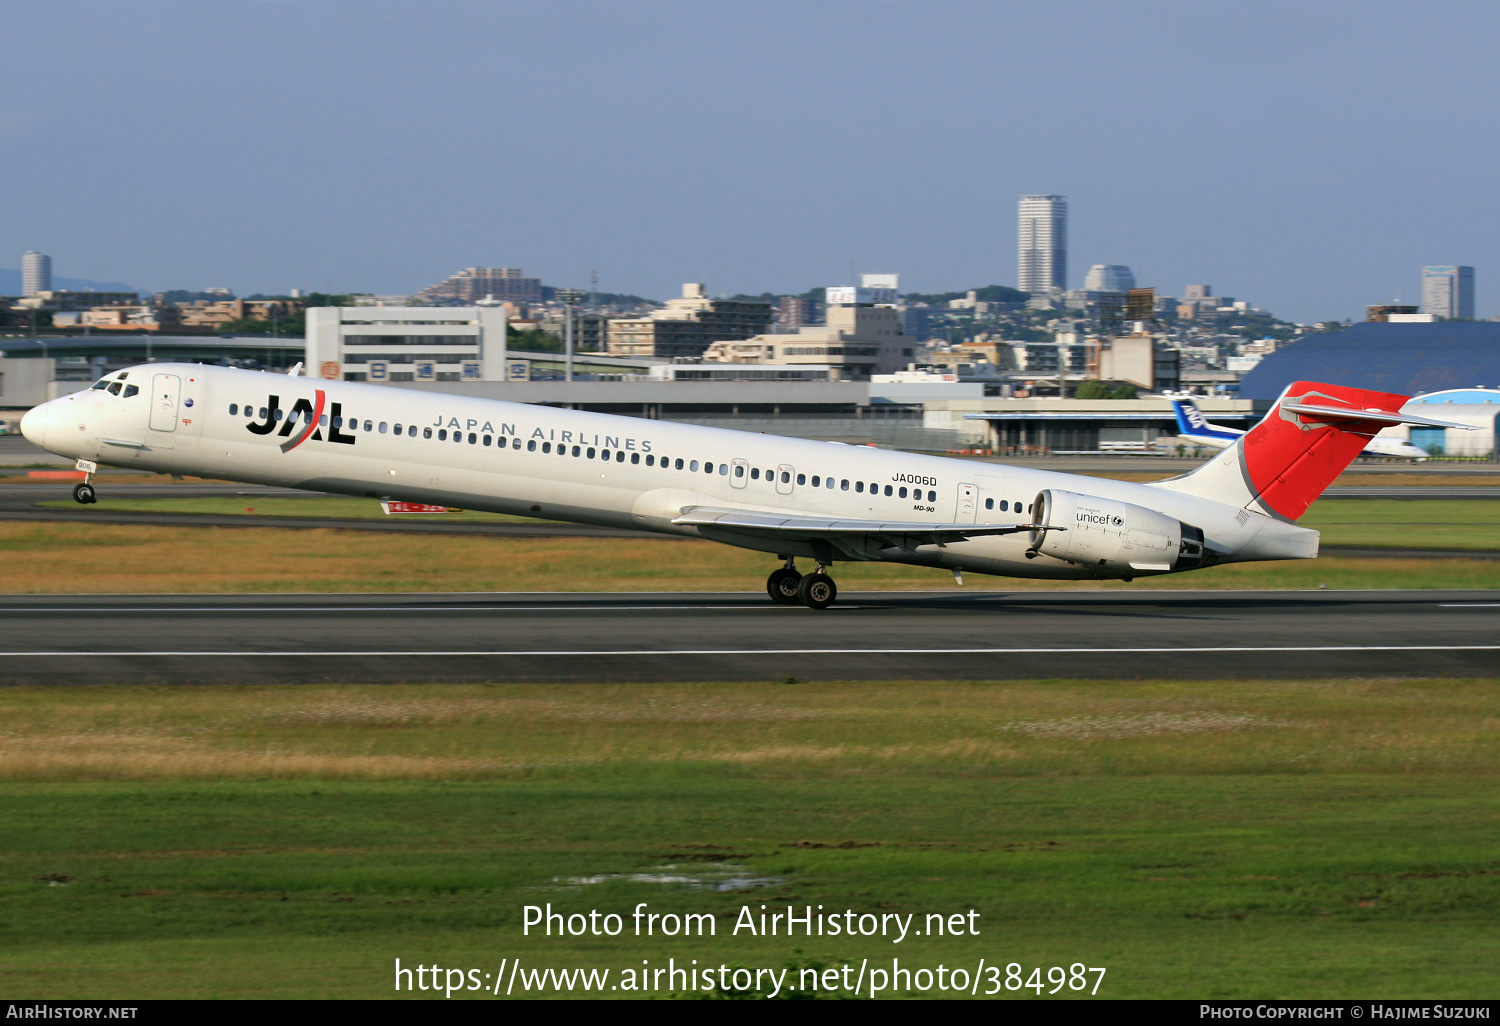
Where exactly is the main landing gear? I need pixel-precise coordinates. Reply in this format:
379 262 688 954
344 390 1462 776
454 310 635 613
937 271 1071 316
765 558 838 610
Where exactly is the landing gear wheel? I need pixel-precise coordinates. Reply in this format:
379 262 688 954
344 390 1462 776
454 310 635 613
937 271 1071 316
767 567 802 605
797 572 837 610
72 483 96 505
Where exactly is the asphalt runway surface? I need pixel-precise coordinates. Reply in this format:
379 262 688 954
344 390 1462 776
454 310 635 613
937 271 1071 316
1 590 1496 684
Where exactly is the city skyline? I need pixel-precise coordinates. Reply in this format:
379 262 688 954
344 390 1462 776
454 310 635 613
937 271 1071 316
1 1 1496 323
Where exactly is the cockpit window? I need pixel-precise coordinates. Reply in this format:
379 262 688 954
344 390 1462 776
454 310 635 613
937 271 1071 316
123 384 139 398
90 379 110 390
107 381 123 395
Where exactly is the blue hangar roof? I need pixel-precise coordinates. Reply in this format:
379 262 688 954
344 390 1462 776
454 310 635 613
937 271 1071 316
1238 322 1500 402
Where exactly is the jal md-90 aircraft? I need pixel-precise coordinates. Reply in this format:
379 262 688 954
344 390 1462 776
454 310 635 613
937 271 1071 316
1170 395 1431 460
20 364 1465 608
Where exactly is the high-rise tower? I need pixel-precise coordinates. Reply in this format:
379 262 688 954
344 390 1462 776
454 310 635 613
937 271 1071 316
1421 266 1475 320
1018 195 1067 294
21 251 51 297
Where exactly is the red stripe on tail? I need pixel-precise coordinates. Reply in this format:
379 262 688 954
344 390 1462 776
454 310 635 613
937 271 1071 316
1242 381 1410 520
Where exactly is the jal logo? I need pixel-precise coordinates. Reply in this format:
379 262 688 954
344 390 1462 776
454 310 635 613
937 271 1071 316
246 391 355 452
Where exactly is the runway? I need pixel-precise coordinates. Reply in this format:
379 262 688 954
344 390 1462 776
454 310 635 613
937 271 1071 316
1 590 1496 683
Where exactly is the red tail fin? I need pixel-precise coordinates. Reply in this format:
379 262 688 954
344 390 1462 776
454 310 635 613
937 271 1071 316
1241 381 1411 520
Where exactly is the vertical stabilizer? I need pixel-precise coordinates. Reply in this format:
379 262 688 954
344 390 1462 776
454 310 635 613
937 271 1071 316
1153 381 1412 520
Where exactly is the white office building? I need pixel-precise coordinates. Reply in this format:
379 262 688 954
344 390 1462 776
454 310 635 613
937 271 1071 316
304 306 511 383
1082 264 1136 293
1421 266 1475 320
21 251 51 297
1018 195 1067 293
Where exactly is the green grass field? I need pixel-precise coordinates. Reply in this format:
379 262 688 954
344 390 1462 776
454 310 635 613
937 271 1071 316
3 680 1498 999
38 496 1500 552
1 521 1497 593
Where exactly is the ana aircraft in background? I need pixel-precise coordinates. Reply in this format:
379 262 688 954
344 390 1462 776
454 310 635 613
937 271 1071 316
1170 396 1431 460
21 366 1465 608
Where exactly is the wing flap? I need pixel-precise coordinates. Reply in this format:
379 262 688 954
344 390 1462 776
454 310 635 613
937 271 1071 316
671 505 1036 543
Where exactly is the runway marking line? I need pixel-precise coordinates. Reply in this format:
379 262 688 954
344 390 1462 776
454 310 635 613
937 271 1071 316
3 645 1499 657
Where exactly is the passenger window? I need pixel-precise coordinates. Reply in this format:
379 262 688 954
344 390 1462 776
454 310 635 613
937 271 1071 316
734 464 744 477
1027 502 1033 513
840 479 849 490
631 452 640 464
986 498 995 510
809 475 818 487
856 481 864 493
797 473 806 485
675 458 684 470
927 490 937 502
512 438 521 449
601 449 610 461
123 385 138 397
482 435 491 446
438 429 447 440
780 471 790 484
274 409 284 421
245 405 254 417
423 427 432 439
229 403 238 415
999 499 1008 511
827 478 835 489
899 486 907 498
527 440 537 452
379 422 388 434
363 420 372 431
587 447 596 458
885 485 893 496
466 433 475 444
321 415 329 427
645 454 654 466
572 445 581 457
689 460 699 472
751 468 760 480
617 451 626 463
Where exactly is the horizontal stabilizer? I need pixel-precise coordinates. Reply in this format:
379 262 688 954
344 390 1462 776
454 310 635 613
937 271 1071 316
1278 403 1475 430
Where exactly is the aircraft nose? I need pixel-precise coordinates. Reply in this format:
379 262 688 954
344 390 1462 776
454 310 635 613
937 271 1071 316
19 403 48 448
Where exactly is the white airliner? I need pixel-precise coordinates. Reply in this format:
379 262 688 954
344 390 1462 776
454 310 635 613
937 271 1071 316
1170 396 1431 460
20 364 1465 608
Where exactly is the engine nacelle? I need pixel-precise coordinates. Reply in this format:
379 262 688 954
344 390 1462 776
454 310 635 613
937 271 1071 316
1029 489 1206 574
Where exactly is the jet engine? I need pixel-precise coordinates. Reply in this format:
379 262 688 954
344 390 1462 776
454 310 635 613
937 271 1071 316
1029 488 1206 574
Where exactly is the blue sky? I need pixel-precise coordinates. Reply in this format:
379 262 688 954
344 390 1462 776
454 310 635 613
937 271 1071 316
2 0 1496 322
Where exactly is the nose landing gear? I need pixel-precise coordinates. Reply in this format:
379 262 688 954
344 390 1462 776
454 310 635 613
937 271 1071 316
72 460 98 504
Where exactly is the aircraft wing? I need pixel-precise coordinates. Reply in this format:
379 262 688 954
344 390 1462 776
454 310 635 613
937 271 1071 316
671 505 1037 546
